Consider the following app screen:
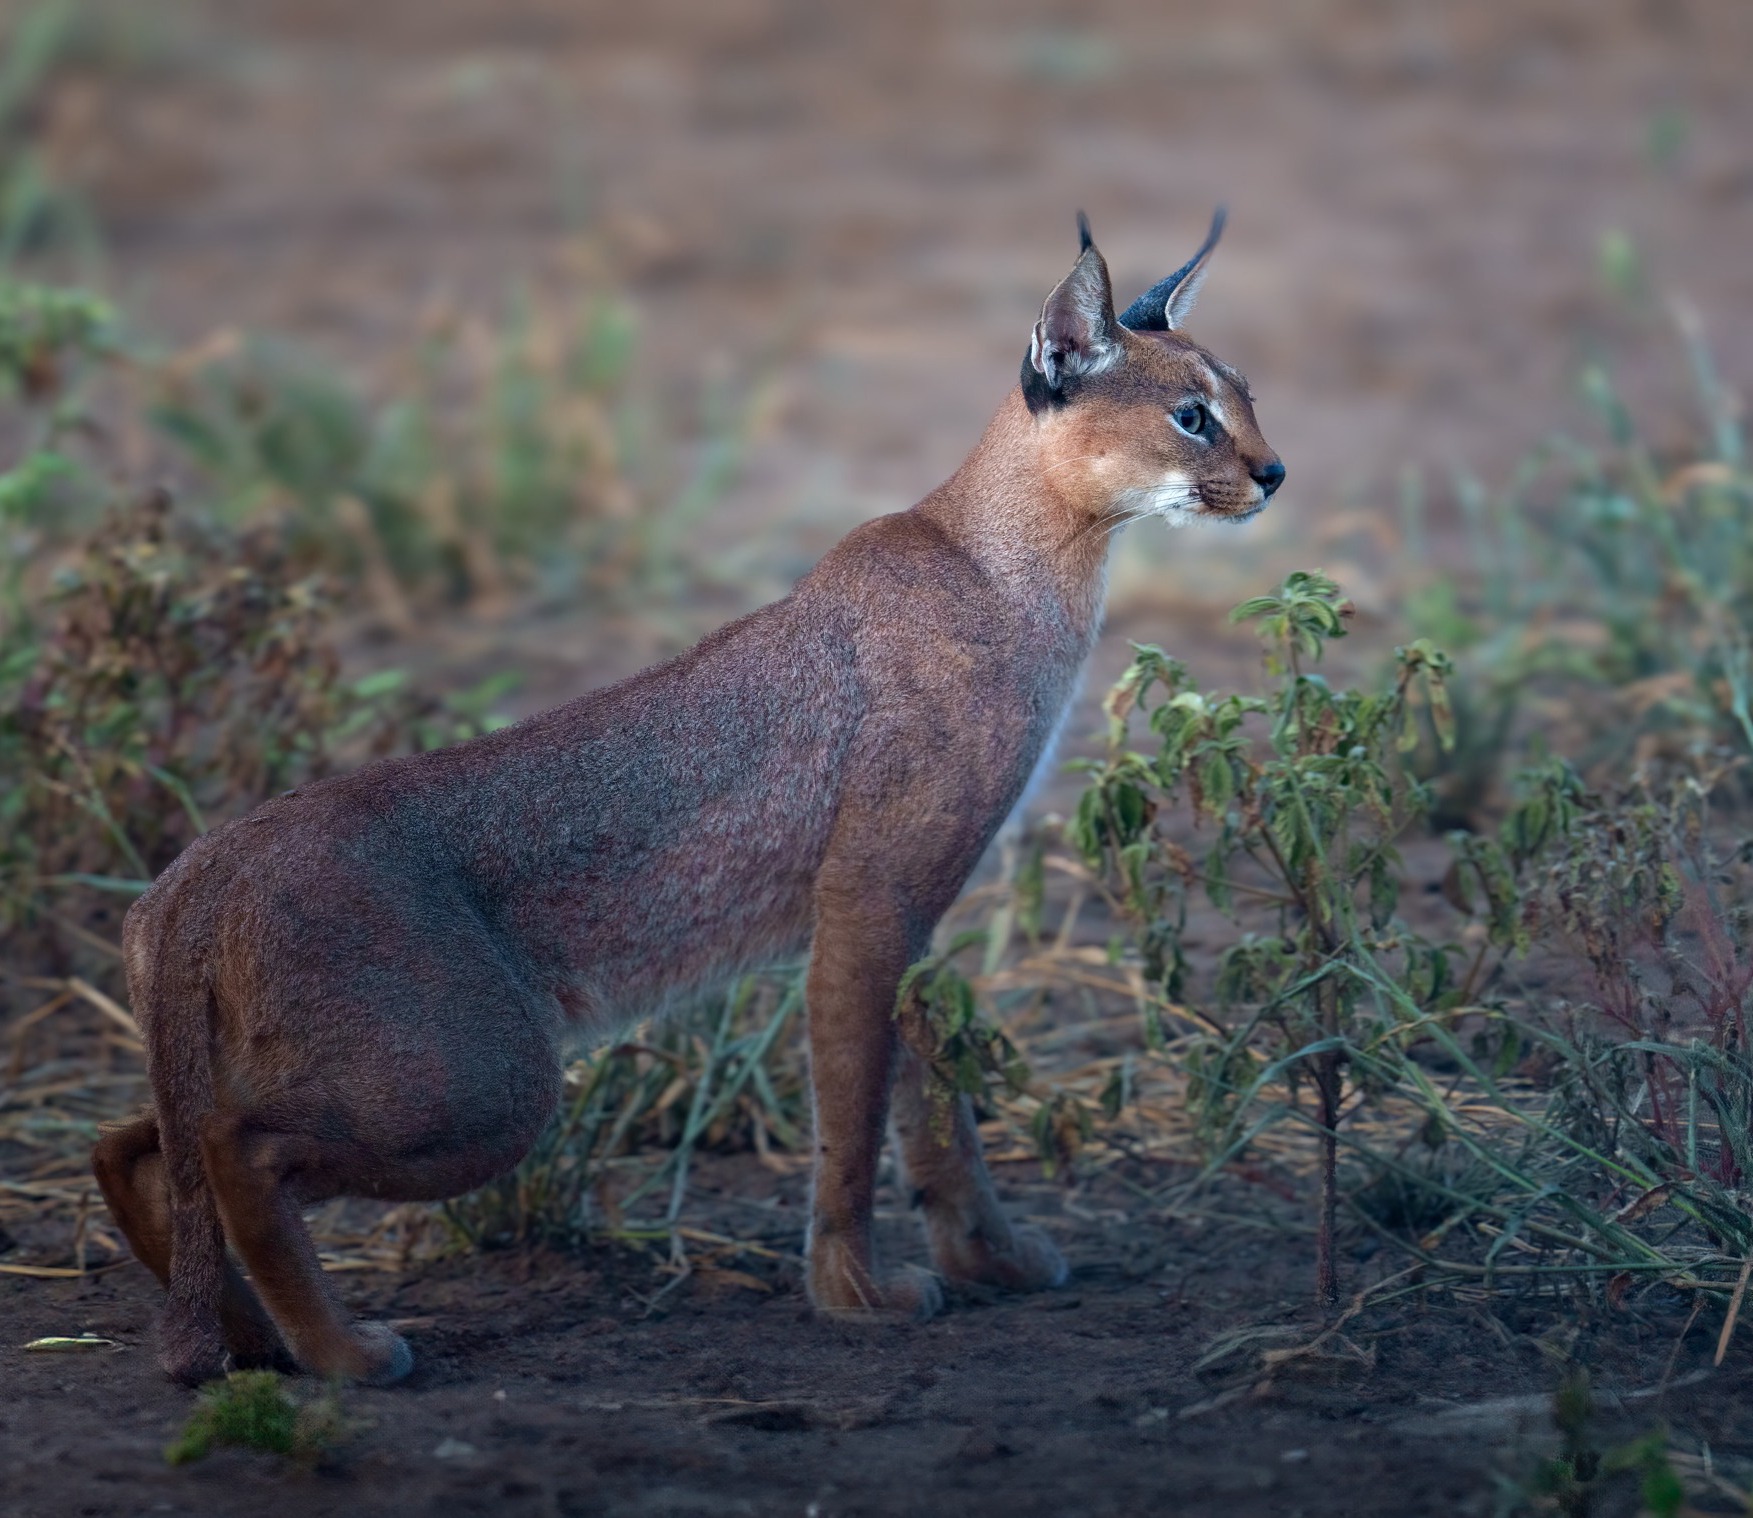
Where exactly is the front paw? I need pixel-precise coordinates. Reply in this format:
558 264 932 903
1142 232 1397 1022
935 1223 1068 1293
297 1322 414 1385
343 1322 415 1386
809 1256 943 1321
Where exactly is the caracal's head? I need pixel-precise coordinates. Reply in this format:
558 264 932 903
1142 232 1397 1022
1022 210 1284 529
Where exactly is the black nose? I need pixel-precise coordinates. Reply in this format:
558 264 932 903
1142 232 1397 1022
1252 459 1286 498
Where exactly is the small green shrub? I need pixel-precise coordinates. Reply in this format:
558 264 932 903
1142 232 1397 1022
164 1371 345 1468
145 291 753 614
0 494 485 976
0 275 112 401
1501 1369 1685 1518
0 2 102 260
1069 567 1753 1312
894 930 1100 1180
0 276 115 548
898 932 1032 1118
1072 570 1458 1300
1400 317 1753 818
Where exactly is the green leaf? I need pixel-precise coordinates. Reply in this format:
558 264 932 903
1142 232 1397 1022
1069 785 1105 863
1197 752 1233 816
1368 853 1398 930
47 872 151 896
1204 845 1231 913
1110 780 1147 841
0 449 72 519
351 668 409 700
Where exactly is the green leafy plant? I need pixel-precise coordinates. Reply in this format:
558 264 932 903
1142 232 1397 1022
1504 1369 1685 1518
164 1371 346 1468
898 931 1033 1123
1400 315 1753 810
0 493 498 991
897 929 1109 1180
0 276 115 554
1074 571 1458 1301
0 2 103 262
1071 564 1753 1325
145 291 759 616
0 276 112 403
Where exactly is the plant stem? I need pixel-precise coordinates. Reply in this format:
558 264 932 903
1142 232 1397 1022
1314 971 1342 1308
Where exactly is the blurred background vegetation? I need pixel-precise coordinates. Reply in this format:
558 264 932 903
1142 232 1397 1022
4 6 1753 1490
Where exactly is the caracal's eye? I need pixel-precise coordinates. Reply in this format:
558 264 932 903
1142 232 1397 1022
1171 403 1207 437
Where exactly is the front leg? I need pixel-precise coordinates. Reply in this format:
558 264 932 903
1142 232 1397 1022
891 1042 1067 1294
804 888 942 1319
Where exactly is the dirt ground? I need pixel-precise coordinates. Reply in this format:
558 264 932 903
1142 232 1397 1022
7 1 1753 1514
6 1152 1749 1518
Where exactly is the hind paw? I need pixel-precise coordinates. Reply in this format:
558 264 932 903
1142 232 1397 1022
934 1223 1068 1293
160 1308 227 1387
810 1260 943 1322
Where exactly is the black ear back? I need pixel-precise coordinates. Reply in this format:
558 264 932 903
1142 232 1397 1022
1118 207 1227 332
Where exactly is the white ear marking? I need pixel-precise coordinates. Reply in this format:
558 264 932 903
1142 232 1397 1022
1117 207 1226 334
1162 262 1213 330
1032 233 1118 392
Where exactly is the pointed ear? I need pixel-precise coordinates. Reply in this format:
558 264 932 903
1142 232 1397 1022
1117 206 1226 332
1029 212 1119 391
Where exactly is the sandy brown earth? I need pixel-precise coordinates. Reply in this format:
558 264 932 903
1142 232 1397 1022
7 1 1753 1514
37 0 1753 637
6 1153 1748 1518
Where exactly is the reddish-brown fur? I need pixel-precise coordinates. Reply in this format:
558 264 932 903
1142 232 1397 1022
93 217 1282 1385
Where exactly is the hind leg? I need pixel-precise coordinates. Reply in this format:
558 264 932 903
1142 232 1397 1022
91 1114 176 1280
198 1117 415 1385
890 1045 1066 1293
91 1114 292 1370
198 1060 561 1384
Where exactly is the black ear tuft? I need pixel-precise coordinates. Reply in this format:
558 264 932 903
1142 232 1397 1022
1076 210 1094 253
1118 206 1227 332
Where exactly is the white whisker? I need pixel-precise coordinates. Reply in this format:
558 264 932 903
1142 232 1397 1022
1113 473 1203 529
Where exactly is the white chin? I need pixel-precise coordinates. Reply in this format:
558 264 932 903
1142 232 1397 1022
1114 482 1202 529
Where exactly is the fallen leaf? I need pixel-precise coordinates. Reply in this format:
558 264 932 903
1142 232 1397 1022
23 1335 123 1353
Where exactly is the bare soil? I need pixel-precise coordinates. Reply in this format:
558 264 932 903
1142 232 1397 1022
5 1154 1746 1518
7 1 1753 1514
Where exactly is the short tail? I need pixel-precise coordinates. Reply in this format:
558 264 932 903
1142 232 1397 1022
127 908 227 1382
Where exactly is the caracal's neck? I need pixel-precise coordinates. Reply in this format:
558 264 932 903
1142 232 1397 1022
916 388 1115 642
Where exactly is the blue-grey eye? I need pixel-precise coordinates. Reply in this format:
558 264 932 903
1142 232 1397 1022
1172 403 1207 436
